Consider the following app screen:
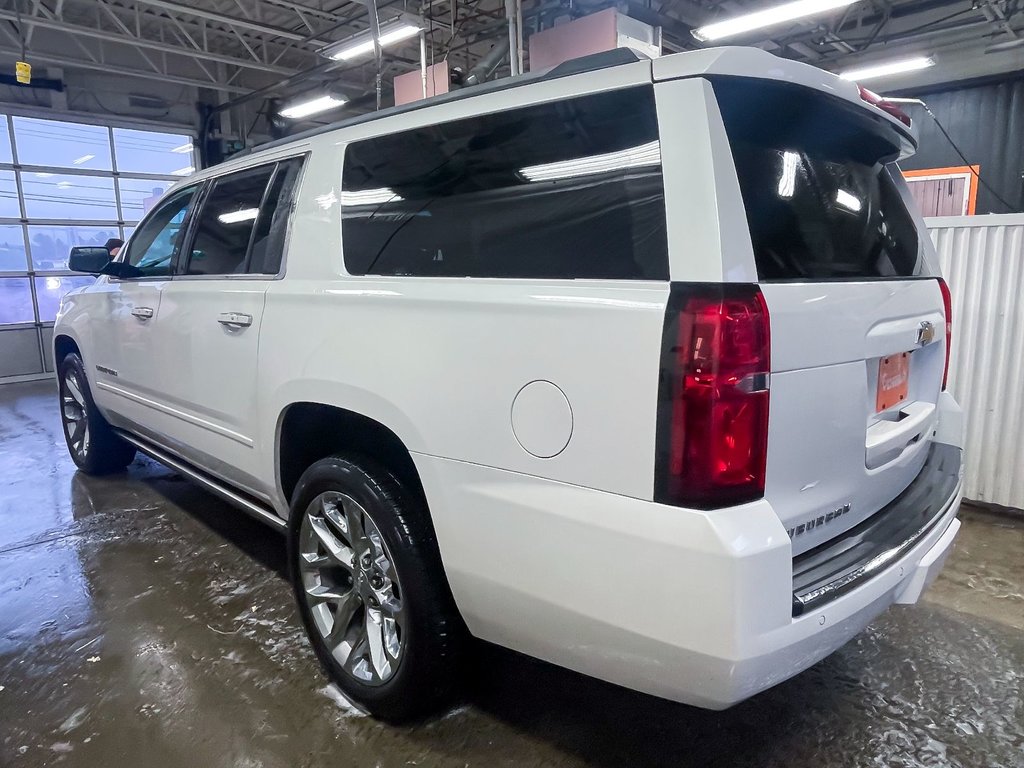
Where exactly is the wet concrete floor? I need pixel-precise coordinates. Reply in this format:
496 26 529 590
1 380 1022 768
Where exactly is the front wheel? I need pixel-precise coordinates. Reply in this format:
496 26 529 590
288 455 464 722
58 353 136 474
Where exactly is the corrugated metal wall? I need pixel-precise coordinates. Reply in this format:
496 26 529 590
900 77 1024 215
928 213 1024 510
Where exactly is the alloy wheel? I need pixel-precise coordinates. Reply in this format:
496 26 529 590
61 370 90 459
298 491 405 685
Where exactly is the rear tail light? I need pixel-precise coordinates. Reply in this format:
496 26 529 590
655 285 770 509
858 85 913 128
938 277 952 390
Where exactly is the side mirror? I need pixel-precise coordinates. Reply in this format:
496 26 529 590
68 246 111 274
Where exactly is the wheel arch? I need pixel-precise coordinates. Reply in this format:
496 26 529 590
53 333 82 366
276 400 428 516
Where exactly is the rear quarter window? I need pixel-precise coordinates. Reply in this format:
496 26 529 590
713 78 922 281
341 86 668 280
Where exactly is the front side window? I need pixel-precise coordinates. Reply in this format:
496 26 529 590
120 186 197 278
184 166 275 276
341 86 667 280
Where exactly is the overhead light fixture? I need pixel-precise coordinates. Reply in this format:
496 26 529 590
520 141 661 182
778 151 799 198
692 0 859 42
839 56 935 82
73 154 95 165
218 208 259 224
835 188 862 212
318 17 422 61
340 188 403 206
279 94 347 119
171 142 194 154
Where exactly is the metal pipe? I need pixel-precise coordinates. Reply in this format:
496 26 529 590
504 0 519 76
420 28 428 98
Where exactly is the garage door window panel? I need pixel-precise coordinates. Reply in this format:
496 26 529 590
28 225 122 272
21 173 118 220
0 225 28 272
0 277 35 325
12 117 112 171
113 128 194 176
184 166 275 276
341 86 667 280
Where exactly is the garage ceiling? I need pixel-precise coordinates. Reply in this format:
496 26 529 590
2 0 1021 115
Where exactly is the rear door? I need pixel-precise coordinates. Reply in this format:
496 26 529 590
712 78 947 555
148 157 304 494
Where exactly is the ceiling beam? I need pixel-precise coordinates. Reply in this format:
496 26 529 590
0 10 298 76
0 44 251 93
117 0 334 45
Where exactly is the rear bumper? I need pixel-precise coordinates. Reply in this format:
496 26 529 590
417 444 963 710
792 442 961 616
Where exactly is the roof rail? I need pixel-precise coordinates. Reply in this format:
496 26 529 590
228 47 645 161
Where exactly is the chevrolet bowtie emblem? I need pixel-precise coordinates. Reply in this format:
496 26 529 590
917 321 936 346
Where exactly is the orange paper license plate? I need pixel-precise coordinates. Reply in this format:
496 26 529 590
876 352 910 412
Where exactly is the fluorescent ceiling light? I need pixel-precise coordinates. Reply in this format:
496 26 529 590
56 181 73 189
838 56 935 81
171 142 194 154
218 208 259 224
340 188 403 206
778 151 799 198
835 188 862 212
73 153 94 165
280 94 347 119
520 141 661 182
692 0 859 42
320 19 421 61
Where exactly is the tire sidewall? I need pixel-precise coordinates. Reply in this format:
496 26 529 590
287 456 441 717
58 353 97 472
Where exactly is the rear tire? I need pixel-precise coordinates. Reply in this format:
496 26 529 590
58 352 136 474
288 454 464 722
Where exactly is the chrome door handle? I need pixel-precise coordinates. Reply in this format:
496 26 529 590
131 306 154 320
218 312 253 328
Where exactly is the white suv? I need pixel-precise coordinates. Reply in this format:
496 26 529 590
54 46 964 722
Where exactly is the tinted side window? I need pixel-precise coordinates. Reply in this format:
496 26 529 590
184 166 274 276
341 87 667 279
121 186 197 278
247 157 304 275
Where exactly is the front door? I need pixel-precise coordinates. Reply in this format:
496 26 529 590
89 184 199 438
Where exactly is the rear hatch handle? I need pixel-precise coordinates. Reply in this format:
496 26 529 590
866 401 936 469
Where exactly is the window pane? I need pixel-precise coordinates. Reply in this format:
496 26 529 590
21 173 117 219
248 158 304 274
13 116 111 171
119 177 172 222
123 186 196 278
0 116 12 164
0 224 26 271
186 166 274 276
28 225 121 271
34 275 96 322
113 128 193 175
341 87 667 280
0 277 34 324
713 79 920 280
0 170 19 218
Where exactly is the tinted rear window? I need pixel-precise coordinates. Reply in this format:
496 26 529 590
714 79 921 281
341 86 667 280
